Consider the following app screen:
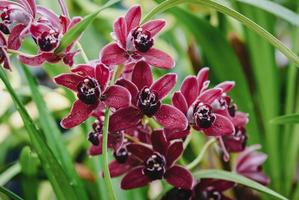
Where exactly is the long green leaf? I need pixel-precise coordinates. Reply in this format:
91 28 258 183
0 186 23 200
21 64 88 200
0 163 21 186
55 0 120 54
194 170 287 200
270 114 299 125
235 0 299 27
142 0 299 66
0 67 77 200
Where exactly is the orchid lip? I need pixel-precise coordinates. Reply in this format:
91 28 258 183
88 131 100 145
77 78 100 105
143 152 166 180
114 147 129 164
37 30 59 52
132 27 153 53
138 87 161 117
194 102 215 129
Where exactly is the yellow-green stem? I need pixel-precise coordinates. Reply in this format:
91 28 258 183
186 138 216 170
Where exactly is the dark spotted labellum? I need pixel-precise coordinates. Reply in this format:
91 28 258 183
132 27 153 52
88 120 103 145
162 188 192 200
193 103 216 129
88 131 100 146
201 190 222 200
138 87 161 117
0 23 9 34
77 78 100 105
37 30 59 52
143 152 166 180
114 147 129 164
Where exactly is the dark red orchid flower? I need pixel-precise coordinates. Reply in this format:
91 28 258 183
0 0 35 49
87 120 141 178
121 130 193 190
100 5 174 69
172 67 234 137
88 120 124 157
109 61 188 132
54 63 131 128
163 179 234 200
212 81 249 156
18 4 82 66
234 145 270 185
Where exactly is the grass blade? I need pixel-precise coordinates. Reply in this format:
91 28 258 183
0 67 78 200
20 64 88 200
0 186 23 200
194 170 287 200
271 114 299 125
235 0 299 27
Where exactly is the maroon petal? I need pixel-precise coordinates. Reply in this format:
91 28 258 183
232 112 249 127
2 49 11 70
100 43 128 66
196 67 209 92
141 48 175 69
103 85 131 109
154 105 188 131
109 160 132 178
125 5 141 31
151 73 176 100
114 17 127 49
54 73 84 91
18 53 53 66
36 6 61 30
132 61 153 90
216 81 235 93
109 106 142 132
71 64 95 77
61 100 96 129
166 141 183 167
205 114 234 136
121 167 151 190
95 63 110 90
180 76 199 106
172 91 188 114
141 19 166 37
127 143 153 161
88 141 102 156
8 24 26 50
165 165 193 190
151 130 169 156
30 23 51 38
63 51 79 67
116 78 139 105
198 88 223 104
165 128 190 141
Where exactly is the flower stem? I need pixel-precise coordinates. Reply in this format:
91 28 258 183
101 67 119 200
186 137 216 170
76 42 89 63
101 108 116 200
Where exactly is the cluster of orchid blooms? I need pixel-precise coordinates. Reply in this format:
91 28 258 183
0 1 269 199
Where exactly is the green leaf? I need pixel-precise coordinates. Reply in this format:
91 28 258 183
142 0 299 66
0 67 78 200
54 0 120 54
270 114 299 125
20 64 88 200
0 163 21 186
0 186 23 200
235 0 299 27
194 170 287 200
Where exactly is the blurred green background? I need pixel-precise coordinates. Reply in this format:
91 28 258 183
0 0 299 199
